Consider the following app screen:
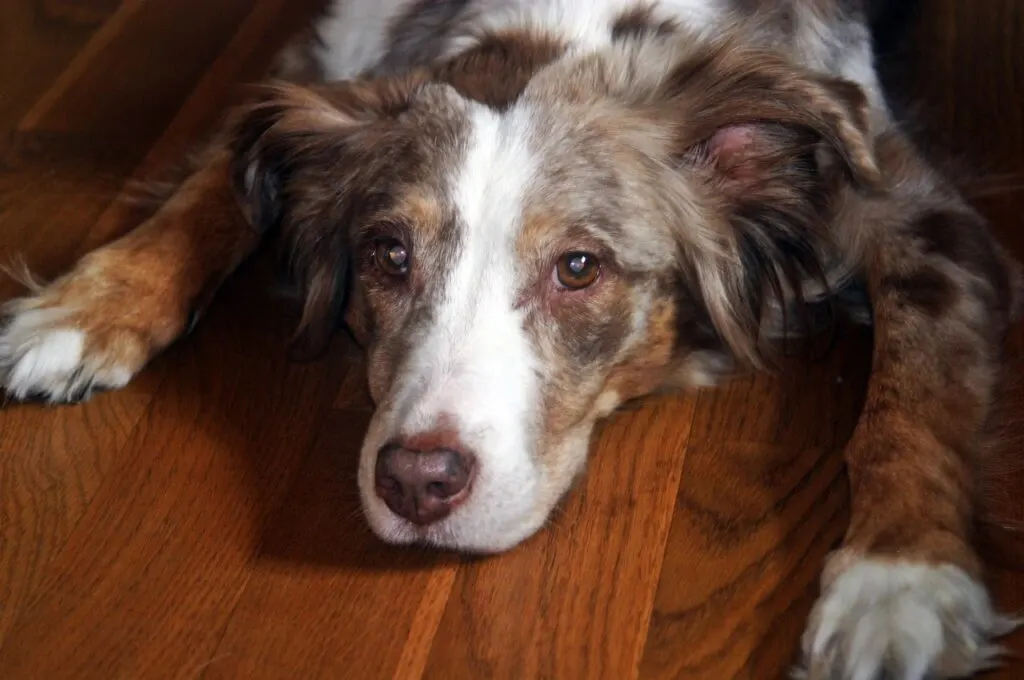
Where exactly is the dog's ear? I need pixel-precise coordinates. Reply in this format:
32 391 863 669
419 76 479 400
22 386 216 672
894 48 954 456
650 42 882 366
227 74 429 358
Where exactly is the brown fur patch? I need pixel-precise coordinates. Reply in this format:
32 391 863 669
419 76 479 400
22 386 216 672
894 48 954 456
832 135 1019 573
881 266 958 318
610 5 678 40
912 210 1016 322
433 30 565 110
600 296 680 402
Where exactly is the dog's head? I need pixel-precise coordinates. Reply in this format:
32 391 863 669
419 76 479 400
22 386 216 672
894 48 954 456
229 32 878 552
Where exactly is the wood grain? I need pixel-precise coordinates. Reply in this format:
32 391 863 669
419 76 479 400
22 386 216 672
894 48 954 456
641 330 872 679
0 2 1021 679
0 264 347 678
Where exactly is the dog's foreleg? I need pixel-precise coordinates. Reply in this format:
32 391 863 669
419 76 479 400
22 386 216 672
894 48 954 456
0 148 260 403
799 132 1023 680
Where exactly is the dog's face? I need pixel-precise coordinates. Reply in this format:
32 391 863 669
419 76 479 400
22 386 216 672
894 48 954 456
231 34 878 552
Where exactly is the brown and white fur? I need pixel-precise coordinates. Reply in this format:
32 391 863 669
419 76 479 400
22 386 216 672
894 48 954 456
2 1 1022 678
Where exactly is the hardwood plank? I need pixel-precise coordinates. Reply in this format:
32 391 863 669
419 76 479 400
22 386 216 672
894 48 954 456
0 0 309 296
394 566 460 680
642 440 847 680
18 0 149 136
986 566 1024 680
16 0 256 157
422 394 696 680
18 0 326 156
0 371 164 642
42 0 123 27
0 0 237 647
881 0 1024 172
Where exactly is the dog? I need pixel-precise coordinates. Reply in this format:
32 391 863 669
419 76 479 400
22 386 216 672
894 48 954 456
2 1 1022 677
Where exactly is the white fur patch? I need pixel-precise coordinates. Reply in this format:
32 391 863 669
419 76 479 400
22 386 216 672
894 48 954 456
0 306 133 403
797 558 1018 680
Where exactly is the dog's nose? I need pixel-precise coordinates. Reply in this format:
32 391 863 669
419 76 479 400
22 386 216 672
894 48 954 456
374 442 476 525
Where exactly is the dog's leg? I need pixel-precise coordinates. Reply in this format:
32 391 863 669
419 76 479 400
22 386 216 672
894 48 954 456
799 135 1024 679
0 150 260 403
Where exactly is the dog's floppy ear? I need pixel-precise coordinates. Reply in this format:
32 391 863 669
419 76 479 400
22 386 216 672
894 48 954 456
652 41 882 367
227 74 429 358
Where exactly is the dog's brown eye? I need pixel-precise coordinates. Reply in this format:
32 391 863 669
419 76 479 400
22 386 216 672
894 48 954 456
373 238 410 277
554 251 600 290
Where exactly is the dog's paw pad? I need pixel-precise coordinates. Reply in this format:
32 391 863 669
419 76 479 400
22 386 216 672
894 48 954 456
796 559 1017 680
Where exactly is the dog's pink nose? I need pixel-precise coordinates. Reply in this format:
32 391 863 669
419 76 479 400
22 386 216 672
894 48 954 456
374 440 476 526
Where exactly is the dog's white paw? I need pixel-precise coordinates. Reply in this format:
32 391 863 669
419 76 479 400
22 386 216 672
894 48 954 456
1 251 192 403
1 302 142 404
796 558 1017 680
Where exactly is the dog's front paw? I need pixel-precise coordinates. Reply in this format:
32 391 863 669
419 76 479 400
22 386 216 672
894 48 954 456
0 306 139 403
797 556 1017 680
1 257 187 403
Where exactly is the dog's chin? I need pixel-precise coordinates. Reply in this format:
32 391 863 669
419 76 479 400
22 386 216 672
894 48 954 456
358 491 553 554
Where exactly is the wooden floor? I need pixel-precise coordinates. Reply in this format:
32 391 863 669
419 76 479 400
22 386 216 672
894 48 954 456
0 1 1022 678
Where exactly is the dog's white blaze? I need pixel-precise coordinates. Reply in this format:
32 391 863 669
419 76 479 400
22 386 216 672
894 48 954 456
359 101 551 552
403 102 538 452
